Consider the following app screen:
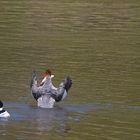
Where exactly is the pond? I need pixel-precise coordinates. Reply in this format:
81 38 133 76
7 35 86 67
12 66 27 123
0 0 140 139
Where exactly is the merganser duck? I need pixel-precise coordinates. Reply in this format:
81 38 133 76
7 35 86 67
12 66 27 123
0 100 10 118
30 70 72 108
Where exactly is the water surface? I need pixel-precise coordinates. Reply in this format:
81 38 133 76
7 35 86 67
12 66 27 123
0 0 140 139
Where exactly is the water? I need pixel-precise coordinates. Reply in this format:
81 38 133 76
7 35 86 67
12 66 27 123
0 0 140 139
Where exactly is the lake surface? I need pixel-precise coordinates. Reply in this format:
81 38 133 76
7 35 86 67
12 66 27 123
0 0 140 139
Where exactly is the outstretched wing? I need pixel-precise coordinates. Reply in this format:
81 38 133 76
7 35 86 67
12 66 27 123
30 70 37 88
30 71 41 100
50 76 72 102
30 71 54 100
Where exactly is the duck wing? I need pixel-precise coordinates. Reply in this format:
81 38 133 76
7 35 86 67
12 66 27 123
30 71 54 100
30 71 45 100
50 76 72 102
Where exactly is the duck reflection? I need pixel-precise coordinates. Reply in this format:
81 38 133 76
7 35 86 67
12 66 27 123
34 106 68 131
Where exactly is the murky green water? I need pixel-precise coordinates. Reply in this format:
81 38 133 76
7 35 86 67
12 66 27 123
0 0 140 139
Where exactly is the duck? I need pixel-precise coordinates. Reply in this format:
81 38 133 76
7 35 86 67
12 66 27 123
30 70 72 108
0 100 10 118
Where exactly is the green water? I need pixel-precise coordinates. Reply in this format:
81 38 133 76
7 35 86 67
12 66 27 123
0 0 140 139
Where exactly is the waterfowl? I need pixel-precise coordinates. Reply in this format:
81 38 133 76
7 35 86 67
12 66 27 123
0 100 10 118
30 71 72 108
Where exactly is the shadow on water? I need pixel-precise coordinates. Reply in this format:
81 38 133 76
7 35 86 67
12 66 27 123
1 102 139 121
1 102 112 121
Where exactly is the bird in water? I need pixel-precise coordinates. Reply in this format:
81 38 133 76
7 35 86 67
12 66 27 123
0 100 10 118
30 70 72 108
